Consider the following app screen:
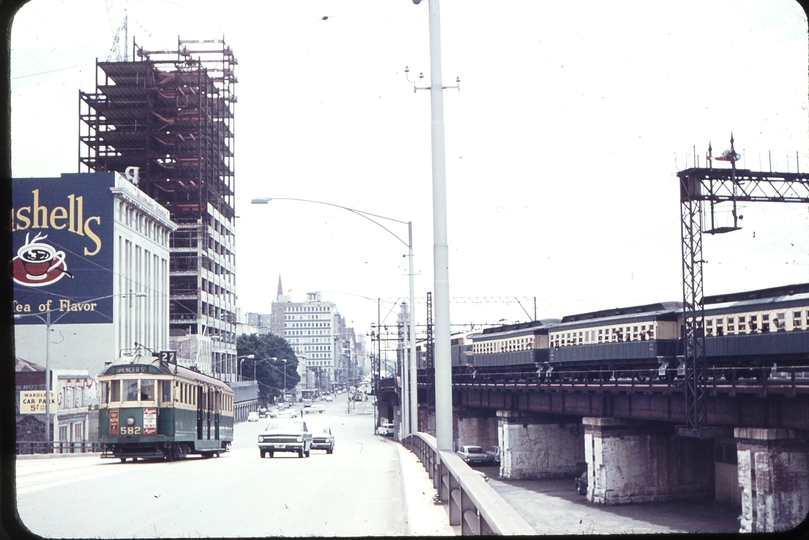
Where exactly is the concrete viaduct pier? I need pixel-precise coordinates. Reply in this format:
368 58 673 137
410 381 809 533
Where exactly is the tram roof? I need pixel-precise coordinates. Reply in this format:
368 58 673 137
99 353 233 392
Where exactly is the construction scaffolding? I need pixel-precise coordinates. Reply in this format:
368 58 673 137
78 37 238 381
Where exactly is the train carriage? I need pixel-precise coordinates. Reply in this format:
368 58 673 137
98 350 234 462
468 320 557 381
702 284 809 379
547 302 681 381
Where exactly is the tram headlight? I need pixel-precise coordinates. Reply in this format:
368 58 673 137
126 417 135 426
296 436 303 442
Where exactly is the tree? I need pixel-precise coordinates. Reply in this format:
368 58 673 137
237 333 300 402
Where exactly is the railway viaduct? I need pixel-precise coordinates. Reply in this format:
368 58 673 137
392 374 809 533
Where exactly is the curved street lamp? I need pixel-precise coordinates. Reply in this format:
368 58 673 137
237 354 255 381
251 197 417 436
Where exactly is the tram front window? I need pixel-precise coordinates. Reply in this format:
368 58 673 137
141 379 155 401
124 379 139 401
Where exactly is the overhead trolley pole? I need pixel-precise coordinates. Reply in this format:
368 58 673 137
677 136 809 434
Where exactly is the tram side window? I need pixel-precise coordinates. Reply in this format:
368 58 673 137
141 379 155 401
762 314 770 332
124 379 139 401
750 315 758 332
162 380 172 403
111 380 120 401
794 311 803 330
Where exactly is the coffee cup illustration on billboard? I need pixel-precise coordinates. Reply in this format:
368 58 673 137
11 232 73 286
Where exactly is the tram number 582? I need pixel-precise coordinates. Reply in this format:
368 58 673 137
120 426 141 435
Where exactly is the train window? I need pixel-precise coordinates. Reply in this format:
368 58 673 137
162 380 171 403
739 316 746 332
750 315 758 332
727 318 735 333
110 380 120 402
716 321 724 336
141 379 155 401
793 311 802 329
124 379 139 401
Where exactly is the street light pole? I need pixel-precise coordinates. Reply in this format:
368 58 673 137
282 359 288 398
251 196 418 436
238 354 255 381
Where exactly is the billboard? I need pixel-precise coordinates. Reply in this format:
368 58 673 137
19 391 56 414
11 173 115 325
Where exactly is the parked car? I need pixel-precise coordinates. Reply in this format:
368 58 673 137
323 394 334 402
257 419 313 458
311 426 335 454
247 411 260 422
456 445 490 465
485 446 501 464
376 420 394 436
575 472 588 495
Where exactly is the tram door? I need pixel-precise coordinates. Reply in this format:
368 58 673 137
214 389 220 440
197 385 204 440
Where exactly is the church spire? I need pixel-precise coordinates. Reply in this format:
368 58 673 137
277 275 283 300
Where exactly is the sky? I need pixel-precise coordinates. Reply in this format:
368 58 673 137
10 0 809 342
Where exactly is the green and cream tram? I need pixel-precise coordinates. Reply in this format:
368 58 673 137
98 351 234 461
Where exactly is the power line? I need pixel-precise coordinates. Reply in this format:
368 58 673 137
12 63 93 80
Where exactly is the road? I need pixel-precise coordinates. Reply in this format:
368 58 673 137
15 395 440 538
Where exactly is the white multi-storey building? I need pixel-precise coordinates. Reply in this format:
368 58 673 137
273 291 341 390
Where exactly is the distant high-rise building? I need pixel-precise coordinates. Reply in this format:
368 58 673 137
78 38 238 380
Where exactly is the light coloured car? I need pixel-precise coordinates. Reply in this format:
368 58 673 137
376 420 394 437
247 411 259 422
311 426 335 454
257 419 313 458
456 445 489 465
323 394 333 402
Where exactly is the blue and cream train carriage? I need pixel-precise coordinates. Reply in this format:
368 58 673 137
98 351 234 461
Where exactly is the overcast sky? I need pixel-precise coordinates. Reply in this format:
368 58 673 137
10 0 809 339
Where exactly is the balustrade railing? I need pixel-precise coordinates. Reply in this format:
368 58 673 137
16 441 103 455
402 433 535 535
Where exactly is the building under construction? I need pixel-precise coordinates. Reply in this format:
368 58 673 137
79 38 238 381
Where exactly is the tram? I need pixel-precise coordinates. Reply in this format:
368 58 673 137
98 349 234 461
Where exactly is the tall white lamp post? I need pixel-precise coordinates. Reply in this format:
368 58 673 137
412 0 454 451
